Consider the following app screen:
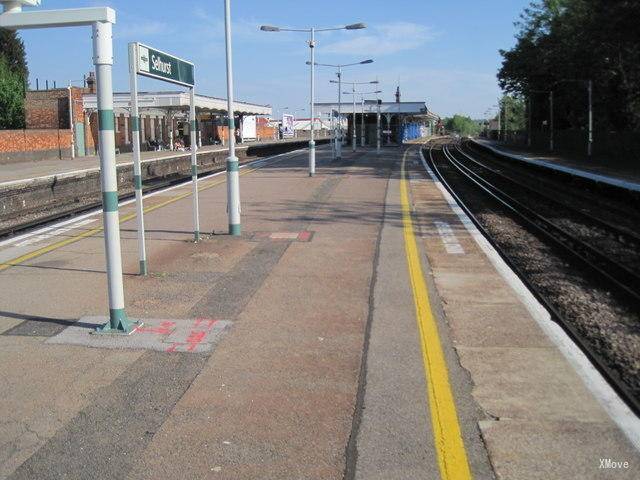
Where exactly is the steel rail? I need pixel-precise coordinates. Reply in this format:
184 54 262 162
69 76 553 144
456 142 640 246
442 144 640 302
423 140 640 418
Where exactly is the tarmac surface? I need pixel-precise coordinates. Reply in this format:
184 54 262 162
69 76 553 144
0 144 637 479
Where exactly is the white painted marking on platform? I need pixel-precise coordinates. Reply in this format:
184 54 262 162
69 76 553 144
418 146 640 451
433 221 465 254
15 219 96 247
270 232 300 240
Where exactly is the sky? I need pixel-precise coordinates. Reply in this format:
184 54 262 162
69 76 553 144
17 0 530 119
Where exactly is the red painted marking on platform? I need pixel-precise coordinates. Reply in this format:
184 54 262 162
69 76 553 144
297 231 312 242
186 330 207 351
194 318 218 330
136 321 176 335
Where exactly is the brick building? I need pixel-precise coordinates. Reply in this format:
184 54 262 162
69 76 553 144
0 71 272 164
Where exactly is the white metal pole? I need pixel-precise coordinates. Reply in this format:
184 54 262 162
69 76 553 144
376 100 381 155
224 0 241 235
67 83 75 159
588 80 593 157
93 21 132 332
128 42 147 275
337 67 342 160
352 84 356 152
168 112 174 150
309 27 316 176
330 111 336 159
189 87 200 241
360 96 365 147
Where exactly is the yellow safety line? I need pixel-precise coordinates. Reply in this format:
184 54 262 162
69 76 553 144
0 160 269 273
400 148 473 480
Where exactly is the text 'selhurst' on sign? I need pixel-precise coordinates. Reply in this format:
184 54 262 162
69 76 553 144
135 43 194 87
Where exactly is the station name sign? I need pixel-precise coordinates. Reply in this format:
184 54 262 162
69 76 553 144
134 43 194 87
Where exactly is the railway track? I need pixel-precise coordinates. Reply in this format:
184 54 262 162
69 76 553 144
424 139 640 417
444 143 640 301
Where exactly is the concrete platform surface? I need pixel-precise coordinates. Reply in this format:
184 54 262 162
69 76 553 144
474 138 640 192
0 144 637 479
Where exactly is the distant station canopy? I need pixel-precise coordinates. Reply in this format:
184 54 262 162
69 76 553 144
314 99 439 145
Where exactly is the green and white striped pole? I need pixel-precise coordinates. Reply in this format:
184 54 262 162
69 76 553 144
190 87 201 242
224 0 241 236
94 20 133 333
128 42 147 275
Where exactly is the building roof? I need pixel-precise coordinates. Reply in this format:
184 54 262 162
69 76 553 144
314 101 438 118
83 91 272 116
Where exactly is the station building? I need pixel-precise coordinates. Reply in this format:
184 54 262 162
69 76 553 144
82 89 272 154
314 100 440 146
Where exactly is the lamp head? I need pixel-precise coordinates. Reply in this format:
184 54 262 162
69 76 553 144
345 23 366 30
360 59 374 64
260 25 280 32
1 0 41 13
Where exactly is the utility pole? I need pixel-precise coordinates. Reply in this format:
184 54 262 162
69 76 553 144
588 79 593 157
527 96 532 148
549 90 554 152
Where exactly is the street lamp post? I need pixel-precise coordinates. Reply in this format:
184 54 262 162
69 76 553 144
349 91 382 148
351 83 356 151
376 98 381 155
361 96 365 147
310 59 373 161
331 79 379 153
224 0 241 235
261 22 367 175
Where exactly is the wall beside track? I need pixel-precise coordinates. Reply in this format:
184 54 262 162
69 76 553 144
0 138 329 235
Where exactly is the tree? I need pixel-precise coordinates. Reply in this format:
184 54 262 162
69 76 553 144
500 95 526 131
0 28 27 129
0 27 28 78
498 0 640 131
0 58 25 129
444 115 481 136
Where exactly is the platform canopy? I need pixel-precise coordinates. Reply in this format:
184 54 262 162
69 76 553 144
314 100 438 119
83 91 272 116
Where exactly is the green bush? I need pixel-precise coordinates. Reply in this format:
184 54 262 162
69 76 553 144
0 57 25 129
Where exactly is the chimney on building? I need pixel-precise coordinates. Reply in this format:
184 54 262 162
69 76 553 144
86 71 96 93
395 85 401 103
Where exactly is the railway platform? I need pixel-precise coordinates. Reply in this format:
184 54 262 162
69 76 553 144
474 139 640 192
0 137 307 185
0 144 638 479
